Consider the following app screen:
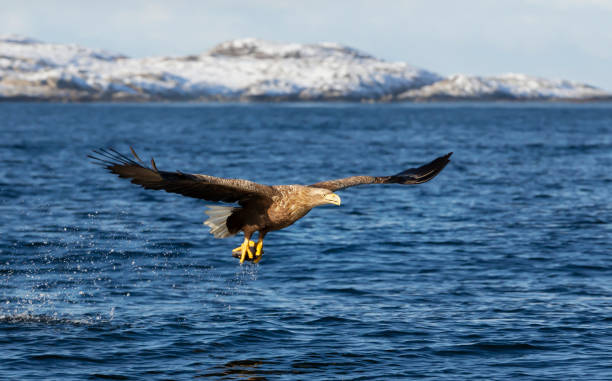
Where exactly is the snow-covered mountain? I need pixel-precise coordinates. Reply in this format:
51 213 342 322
398 73 609 101
0 35 609 102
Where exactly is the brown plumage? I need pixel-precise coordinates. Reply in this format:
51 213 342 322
89 148 452 263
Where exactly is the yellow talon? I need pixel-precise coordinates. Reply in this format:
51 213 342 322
239 243 247 264
238 238 254 264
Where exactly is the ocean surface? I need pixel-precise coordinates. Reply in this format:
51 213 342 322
1 103 611 380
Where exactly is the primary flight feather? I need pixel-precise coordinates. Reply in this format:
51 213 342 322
89 148 452 264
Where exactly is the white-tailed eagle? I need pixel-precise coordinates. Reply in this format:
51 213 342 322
90 148 452 264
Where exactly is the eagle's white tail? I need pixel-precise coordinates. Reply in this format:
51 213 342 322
204 205 237 238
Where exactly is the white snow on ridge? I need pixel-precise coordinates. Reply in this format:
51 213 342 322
0 35 609 102
399 73 609 100
0 34 123 69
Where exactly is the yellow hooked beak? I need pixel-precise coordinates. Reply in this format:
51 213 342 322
324 193 341 206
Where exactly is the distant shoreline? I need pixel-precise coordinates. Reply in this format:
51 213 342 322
1 96 611 103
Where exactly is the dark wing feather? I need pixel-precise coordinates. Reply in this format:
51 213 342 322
89 148 277 204
310 152 452 191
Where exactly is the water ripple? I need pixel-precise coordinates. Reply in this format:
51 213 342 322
1 103 611 379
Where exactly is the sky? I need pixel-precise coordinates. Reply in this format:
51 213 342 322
1 0 611 90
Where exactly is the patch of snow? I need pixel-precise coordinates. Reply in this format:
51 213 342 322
0 34 41 44
398 73 609 101
208 38 373 60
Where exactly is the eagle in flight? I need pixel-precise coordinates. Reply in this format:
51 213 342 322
90 148 452 264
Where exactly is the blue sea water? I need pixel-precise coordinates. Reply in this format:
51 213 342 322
0 102 611 380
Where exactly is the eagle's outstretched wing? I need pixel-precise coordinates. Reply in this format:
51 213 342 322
309 152 452 191
89 148 277 203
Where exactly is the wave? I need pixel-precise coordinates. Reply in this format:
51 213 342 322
433 342 550 356
0 312 108 326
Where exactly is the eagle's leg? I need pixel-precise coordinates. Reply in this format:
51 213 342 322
232 240 255 253
253 231 267 264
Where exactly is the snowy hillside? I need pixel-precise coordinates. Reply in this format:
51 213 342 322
398 74 610 101
0 35 609 102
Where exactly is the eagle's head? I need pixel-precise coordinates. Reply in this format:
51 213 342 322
310 188 341 206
